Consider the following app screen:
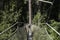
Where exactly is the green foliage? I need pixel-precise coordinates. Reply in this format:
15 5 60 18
32 11 60 40
32 11 41 25
47 20 60 40
0 0 21 40
32 12 52 40
0 0 60 40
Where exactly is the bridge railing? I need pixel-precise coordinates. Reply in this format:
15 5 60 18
0 22 18 35
45 23 60 36
0 22 19 40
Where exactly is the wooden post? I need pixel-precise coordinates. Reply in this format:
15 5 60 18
27 0 33 40
29 0 31 25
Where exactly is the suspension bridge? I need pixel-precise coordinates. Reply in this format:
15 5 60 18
0 0 60 40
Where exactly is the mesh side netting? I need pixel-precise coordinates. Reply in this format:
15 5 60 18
8 25 53 40
8 27 27 40
32 25 53 40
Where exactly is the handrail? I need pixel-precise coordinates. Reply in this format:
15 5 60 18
8 26 18 40
25 0 53 5
9 26 18 37
46 23 60 36
0 22 18 35
38 0 53 5
45 28 53 40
